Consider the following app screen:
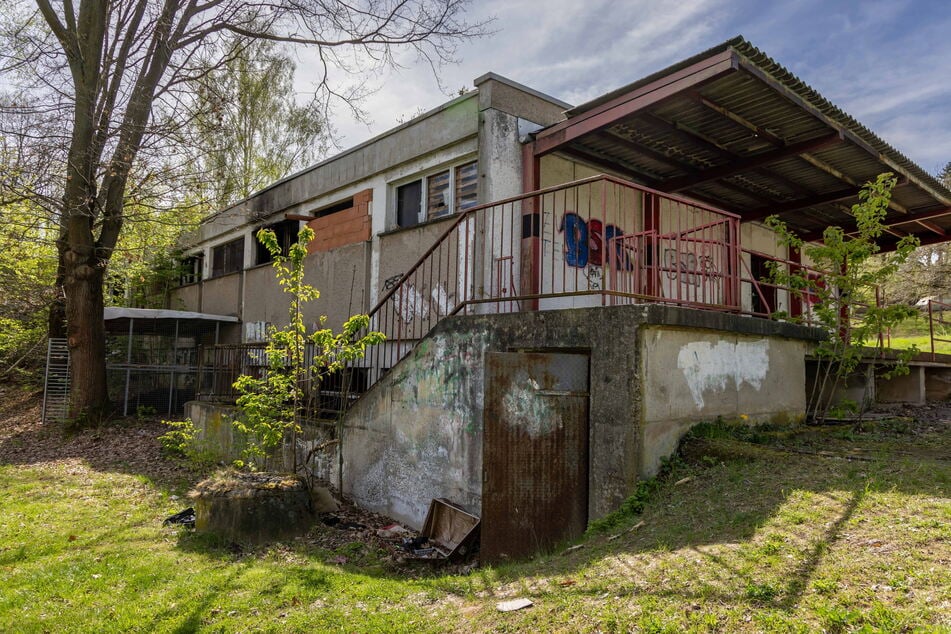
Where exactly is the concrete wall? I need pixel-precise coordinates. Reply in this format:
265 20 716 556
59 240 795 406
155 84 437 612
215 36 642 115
341 305 644 529
340 303 821 529
185 401 337 480
199 273 241 317
170 283 200 313
640 326 809 475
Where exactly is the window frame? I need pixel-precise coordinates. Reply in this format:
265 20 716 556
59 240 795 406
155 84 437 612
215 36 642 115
393 158 478 229
210 236 245 278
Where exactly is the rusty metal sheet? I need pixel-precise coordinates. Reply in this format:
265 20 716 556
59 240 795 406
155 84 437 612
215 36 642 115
482 352 589 562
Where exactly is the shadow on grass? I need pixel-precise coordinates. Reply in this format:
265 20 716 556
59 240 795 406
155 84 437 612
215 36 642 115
474 424 948 615
3 388 948 619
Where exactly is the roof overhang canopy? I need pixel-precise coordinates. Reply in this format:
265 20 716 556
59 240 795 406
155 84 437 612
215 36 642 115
529 37 951 248
103 307 238 334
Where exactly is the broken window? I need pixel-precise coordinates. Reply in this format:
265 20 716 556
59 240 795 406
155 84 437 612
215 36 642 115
255 219 300 265
395 159 478 229
179 253 203 285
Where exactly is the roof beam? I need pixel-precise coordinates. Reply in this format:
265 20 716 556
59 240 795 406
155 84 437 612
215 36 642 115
596 130 697 173
533 50 737 156
641 112 735 159
801 205 951 242
798 154 909 214
742 187 860 221
736 59 951 208
916 220 947 236
558 147 661 188
691 92 785 146
643 110 820 202
661 132 841 192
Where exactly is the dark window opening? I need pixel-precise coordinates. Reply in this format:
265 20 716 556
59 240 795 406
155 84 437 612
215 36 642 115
397 180 422 228
314 198 354 219
750 254 777 316
211 237 244 277
179 254 203 285
255 219 300 265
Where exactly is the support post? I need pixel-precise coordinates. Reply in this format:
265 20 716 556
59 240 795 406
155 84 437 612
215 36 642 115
520 143 541 310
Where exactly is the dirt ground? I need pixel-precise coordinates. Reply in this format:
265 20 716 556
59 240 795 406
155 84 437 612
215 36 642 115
0 385 472 572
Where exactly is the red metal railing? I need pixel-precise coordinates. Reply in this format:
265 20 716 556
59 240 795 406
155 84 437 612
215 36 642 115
928 299 951 360
195 175 951 411
353 175 742 395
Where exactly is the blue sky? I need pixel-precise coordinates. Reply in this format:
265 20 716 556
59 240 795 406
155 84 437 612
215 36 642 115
308 0 951 176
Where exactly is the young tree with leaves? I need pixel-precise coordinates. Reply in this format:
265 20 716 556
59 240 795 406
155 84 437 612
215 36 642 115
232 227 383 472
0 0 484 422
766 173 920 420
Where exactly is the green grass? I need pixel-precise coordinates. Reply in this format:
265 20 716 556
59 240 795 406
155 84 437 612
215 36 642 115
1 412 949 632
884 313 951 355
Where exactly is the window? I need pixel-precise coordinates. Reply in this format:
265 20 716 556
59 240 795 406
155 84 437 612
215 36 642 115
396 180 422 228
455 161 478 212
255 219 299 265
395 159 478 228
179 254 203 285
211 237 244 277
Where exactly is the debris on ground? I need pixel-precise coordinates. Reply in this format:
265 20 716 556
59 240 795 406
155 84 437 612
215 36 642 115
163 507 196 528
496 598 533 612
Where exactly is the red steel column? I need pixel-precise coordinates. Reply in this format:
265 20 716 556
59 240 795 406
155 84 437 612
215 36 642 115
520 142 541 310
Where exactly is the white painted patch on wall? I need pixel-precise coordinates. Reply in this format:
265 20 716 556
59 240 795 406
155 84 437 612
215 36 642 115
676 339 771 409
501 378 559 437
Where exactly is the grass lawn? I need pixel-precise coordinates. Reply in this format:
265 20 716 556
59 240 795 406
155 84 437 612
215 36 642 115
885 313 951 356
1 389 949 632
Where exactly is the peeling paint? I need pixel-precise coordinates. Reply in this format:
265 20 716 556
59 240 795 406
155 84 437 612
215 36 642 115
500 378 559 437
676 339 770 408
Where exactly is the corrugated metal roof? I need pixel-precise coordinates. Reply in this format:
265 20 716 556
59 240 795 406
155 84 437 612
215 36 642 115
543 36 950 245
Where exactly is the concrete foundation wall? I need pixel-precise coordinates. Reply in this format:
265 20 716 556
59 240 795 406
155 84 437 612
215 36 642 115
184 401 337 481
341 304 821 529
640 326 809 476
341 305 644 529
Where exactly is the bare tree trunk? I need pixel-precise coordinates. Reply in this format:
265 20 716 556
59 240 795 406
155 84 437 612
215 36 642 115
64 247 111 421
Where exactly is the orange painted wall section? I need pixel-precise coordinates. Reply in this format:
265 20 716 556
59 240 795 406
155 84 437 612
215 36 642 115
306 189 372 253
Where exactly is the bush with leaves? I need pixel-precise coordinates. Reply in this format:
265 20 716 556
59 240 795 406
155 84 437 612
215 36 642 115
765 173 919 420
231 226 384 472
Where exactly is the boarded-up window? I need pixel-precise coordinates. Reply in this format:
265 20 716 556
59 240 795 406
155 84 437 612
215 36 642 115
427 169 451 218
211 237 244 277
455 161 478 212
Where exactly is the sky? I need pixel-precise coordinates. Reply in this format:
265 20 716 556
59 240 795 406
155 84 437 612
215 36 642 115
296 0 951 177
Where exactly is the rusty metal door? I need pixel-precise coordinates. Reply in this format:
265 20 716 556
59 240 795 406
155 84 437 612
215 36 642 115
482 352 589 561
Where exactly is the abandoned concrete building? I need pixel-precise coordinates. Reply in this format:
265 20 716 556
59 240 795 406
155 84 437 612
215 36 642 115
105 37 951 559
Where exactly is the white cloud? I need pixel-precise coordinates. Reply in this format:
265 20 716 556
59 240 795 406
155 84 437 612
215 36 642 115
294 0 951 175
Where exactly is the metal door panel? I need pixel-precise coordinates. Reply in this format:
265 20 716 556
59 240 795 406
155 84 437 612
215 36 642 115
482 352 589 561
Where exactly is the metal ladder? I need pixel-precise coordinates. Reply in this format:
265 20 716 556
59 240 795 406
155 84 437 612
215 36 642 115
42 338 70 423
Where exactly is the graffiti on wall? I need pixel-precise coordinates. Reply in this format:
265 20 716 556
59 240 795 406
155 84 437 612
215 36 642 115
662 249 721 287
383 273 455 323
560 213 629 268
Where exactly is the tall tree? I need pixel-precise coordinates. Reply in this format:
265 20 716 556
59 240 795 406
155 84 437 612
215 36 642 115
188 38 329 210
0 0 483 422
